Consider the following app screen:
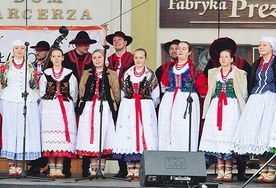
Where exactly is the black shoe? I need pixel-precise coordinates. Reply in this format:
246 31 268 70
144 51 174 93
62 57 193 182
64 172 72 178
62 168 71 178
27 167 40 176
114 171 128 178
82 171 90 178
237 173 249 181
42 168 49 175
237 161 249 181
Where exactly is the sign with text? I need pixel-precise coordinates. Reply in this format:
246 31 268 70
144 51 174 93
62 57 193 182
0 0 119 26
160 0 276 28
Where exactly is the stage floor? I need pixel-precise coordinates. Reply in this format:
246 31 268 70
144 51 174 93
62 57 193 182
0 173 275 188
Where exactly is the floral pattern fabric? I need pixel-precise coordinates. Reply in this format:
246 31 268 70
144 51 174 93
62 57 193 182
0 59 39 93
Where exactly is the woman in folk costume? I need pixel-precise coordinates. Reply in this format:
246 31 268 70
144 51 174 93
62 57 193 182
202 37 251 181
113 48 160 180
231 36 276 183
39 48 78 178
76 49 120 176
199 49 248 182
158 41 206 152
0 40 40 176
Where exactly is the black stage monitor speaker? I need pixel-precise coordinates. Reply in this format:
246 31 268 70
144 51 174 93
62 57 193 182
139 150 207 187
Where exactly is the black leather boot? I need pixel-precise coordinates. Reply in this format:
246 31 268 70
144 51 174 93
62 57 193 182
82 156 90 177
237 161 248 181
114 159 128 178
62 158 72 178
27 166 40 176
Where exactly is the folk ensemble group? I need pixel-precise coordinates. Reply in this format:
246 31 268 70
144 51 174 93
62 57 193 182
0 30 276 183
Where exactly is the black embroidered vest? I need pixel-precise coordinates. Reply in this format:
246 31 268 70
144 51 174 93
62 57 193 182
41 73 73 101
84 76 107 101
123 75 152 99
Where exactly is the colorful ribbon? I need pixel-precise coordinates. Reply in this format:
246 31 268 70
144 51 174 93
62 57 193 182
90 78 100 144
54 94 70 142
133 83 147 152
217 91 228 131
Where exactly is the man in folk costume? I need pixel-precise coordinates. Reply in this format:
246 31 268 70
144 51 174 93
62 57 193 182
62 31 97 178
106 31 134 88
30 41 50 76
105 31 134 178
156 39 180 84
63 31 97 83
155 39 180 99
203 37 252 181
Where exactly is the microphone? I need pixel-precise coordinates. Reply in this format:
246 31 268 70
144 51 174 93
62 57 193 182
103 44 110 49
25 41 30 47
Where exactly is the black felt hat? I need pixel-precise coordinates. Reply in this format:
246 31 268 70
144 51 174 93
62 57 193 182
30 41 50 51
69 31 97 44
209 37 237 61
105 31 133 46
163 39 181 54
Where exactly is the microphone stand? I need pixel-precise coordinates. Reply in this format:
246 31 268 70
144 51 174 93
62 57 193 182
183 65 220 186
75 45 130 182
183 68 195 152
0 42 54 181
241 154 276 188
